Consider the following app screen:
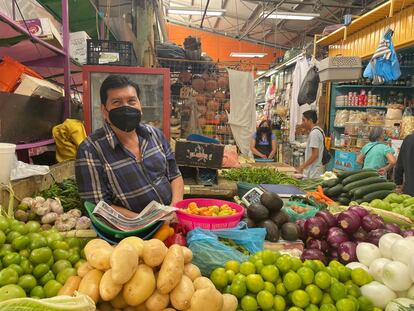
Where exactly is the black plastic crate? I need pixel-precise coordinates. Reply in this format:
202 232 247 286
87 39 136 66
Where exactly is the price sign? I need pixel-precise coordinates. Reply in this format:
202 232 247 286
242 187 265 207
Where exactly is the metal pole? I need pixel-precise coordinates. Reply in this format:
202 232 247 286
12 0 16 20
200 0 211 29
62 0 71 119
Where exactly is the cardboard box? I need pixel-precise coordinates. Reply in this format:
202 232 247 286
17 18 63 48
70 31 90 64
14 74 63 100
175 140 224 169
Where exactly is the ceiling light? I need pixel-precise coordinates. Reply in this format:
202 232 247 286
167 8 225 16
267 12 319 20
230 52 267 58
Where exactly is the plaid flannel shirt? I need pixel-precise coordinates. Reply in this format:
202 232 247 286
75 122 181 213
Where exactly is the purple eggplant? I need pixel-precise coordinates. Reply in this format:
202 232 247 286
402 229 414 237
304 217 328 239
301 248 328 265
338 241 357 264
352 228 368 243
348 206 369 218
315 210 337 228
327 227 349 249
337 211 361 234
384 223 402 234
366 228 390 246
296 218 307 240
306 238 329 253
361 214 385 232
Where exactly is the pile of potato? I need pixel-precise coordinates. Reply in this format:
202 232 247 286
58 237 237 311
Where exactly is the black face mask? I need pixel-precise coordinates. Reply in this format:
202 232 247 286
107 106 141 132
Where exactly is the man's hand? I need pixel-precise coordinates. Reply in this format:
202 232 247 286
377 167 386 175
296 166 304 174
268 152 275 159
260 153 267 159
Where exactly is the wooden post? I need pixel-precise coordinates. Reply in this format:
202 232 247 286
135 0 155 67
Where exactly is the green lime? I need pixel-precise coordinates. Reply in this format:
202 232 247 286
337 266 351 283
291 257 303 272
11 224 28 235
351 268 372 287
321 293 334 305
241 295 258 311
347 295 359 311
346 283 361 298
0 284 26 301
66 237 82 249
46 256 54 268
45 231 63 246
74 259 86 270
292 289 310 308
297 267 314 285
313 260 326 272
2 252 21 267
50 240 69 251
288 307 304 311
262 250 278 265
43 279 63 298
39 270 54 286
240 261 256 276
246 274 264 294
67 252 80 266
306 304 319 311
230 279 247 299
210 267 228 290
29 237 47 250
274 295 287 311
33 263 49 279
8 264 23 276
19 249 30 258
30 285 45 299
326 267 340 279
0 231 6 246
11 235 30 251
0 267 19 286
53 249 69 261
264 281 276 295
257 290 274 309
18 274 37 292
20 259 33 274
56 268 76 285
223 285 231 294
330 282 348 302
0 244 12 257
25 221 40 233
320 304 337 311
234 273 246 283
255 259 264 273
225 270 235 284
0 216 9 232
284 271 302 292
303 260 318 273
305 284 323 305
277 255 292 274
357 296 374 311
225 260 240 273
249 254 260 264
329 260 343 269
276 282 288 296
261 265 279 282
30 247 52 265
315 271 331 290
336 298 356 311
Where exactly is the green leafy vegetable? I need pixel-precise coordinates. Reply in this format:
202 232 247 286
39 179 82 213
222 168 299 185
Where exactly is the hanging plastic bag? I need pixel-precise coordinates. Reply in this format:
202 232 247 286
187 222 266 276
363 28 401 84
297 65 320 106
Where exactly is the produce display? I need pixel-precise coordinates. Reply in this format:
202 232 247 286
222 168 299 186
182 202 238 216
360 193 414 221
297 207 397 264
0 215 86 302
68 237 236 311
210 250 375 311
39 179 82 213
243 192 300 242
322 169 396 206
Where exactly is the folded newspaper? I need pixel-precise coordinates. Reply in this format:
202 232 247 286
93 200 177 231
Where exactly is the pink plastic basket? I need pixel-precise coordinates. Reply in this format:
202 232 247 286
174 198 245 231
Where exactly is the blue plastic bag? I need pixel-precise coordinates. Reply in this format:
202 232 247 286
187 222 266 276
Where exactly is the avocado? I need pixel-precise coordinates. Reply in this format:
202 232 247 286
247 203 269 222
258 219 280 242
270 211 289 227
260 192 284 213
281 222 300 241
242 217 256 228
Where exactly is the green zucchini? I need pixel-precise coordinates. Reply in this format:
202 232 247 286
361 190 394 202
328 184 344 196
337 196 351 205
343 176 387 192
353 182 396 199
342 171 379 185
322 178 340 188
337 169 375 180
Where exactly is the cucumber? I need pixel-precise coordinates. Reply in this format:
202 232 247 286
337 196 351 205
322 178 340 188
328 184 344 196
353 182 396 199
343 176 387 192
362 190 394 202
337 169 375 180
342 171 379 185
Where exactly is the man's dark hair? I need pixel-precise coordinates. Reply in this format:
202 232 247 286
100 75 140 105
303 110 318 124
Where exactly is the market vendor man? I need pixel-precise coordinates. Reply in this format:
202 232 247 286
75 75 184 217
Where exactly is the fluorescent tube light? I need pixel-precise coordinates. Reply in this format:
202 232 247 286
168 8 225 16
230 52 267 58
267 12 319 20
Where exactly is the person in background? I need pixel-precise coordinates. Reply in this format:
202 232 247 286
394 132 414 195
296 110 324 178
250 120 277 160
357 127 396 175
75 75 184 217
